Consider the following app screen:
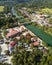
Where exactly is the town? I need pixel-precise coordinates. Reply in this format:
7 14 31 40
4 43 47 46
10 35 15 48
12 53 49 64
0 0 52 65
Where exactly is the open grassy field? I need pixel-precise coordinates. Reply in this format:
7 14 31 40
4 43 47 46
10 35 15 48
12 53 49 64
0 6 4 12
36 8 52 15
41 8 52 14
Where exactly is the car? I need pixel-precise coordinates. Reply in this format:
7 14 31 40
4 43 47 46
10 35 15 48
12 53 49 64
1 54 6 58
0 39 4 44
0 56 8 62
1 58 7 62
0 42 3 44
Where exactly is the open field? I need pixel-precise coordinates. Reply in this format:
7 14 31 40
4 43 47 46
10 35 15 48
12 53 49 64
0 6 4 12
36 8 52 15
41 8 52 14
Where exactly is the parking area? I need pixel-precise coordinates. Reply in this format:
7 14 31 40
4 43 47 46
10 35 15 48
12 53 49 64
0 44 8 54
0 43 12 64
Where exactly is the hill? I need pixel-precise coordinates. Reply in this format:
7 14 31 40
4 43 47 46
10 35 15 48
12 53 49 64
28 0 52 8
15 0 52 8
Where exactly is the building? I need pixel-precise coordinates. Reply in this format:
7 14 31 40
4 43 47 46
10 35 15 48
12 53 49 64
6 29 19 38
32 41 40 46
9 41 17 54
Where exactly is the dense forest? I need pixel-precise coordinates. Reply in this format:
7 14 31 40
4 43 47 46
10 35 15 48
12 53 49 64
16 0 52 8
30 0 52 8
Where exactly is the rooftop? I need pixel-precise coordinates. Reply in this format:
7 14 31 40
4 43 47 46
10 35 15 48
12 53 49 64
32 41 40 46
6 29 19 38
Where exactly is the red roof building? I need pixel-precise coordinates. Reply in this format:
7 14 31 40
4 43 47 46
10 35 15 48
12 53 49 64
9 41 16 47
6 29 19 38
32 42 40 46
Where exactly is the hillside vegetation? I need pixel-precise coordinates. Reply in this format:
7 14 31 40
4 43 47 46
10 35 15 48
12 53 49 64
0 6 4 12
16 0 52 8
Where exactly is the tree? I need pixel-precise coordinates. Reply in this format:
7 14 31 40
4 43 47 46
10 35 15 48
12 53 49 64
0 35 3 39
2 29 7 36
0 62 10 65
11 47 44 65
12 38 18 43
5 50 10 56
49 18 52 24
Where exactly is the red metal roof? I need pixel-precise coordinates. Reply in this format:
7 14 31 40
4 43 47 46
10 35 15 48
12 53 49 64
6 29 19 38
10 41 16 47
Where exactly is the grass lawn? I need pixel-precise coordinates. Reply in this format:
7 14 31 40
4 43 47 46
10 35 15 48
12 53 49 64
0 6 4 12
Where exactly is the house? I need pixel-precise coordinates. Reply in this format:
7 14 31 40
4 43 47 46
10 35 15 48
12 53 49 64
16 36 20 40
18 26 26 32
31 38 37 42
32 41 40 46
6 29 19 38
9 41 17 54
22 32 29 36
6 26 26 38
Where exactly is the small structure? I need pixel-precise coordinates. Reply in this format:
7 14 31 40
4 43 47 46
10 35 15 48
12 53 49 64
16 36 20 40
31 38 37 42
18 26 26 32
9 41 16 54
22 32 29 36
25 33 31 38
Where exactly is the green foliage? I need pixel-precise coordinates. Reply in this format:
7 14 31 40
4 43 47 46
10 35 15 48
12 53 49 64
12 38 18 43
49 18 52 24
5 50 10 56
0 16 18 28
11 47 52 65
16 0 52 8
0 62 10 65
0 35 3 39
